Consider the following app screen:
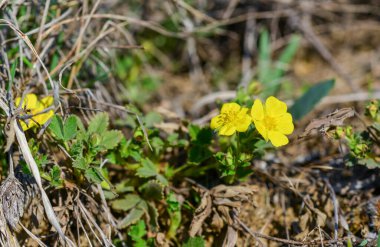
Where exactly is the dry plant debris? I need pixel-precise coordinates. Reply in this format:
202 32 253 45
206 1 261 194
0 0 379 246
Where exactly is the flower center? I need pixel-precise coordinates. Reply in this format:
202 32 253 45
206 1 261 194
264 115 277 131
219 111 236 125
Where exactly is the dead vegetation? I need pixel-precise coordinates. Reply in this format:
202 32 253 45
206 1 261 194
0 0 379 246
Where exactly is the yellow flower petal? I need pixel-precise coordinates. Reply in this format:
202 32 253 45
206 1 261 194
15 93 38 109
254 121 268 141
251 99 264 121
40 96 54 107
276 113 294 135
221 102 240 114
34 110 54 126
219 124 236 136
265 96 287 117
210 114 223 130
15 94 55 131
19 120 30 131
268 131 289 147
24 94 39 109
235 114 251 132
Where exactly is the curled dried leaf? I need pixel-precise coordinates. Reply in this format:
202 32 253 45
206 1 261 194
300 107 355 138
189 191 212 237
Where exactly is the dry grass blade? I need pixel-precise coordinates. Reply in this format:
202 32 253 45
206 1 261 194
0 19 58 102
19 223 48 247
13 120 74 246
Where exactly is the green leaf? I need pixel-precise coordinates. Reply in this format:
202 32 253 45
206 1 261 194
166 192 180 212
136 159 157 178
88 112 109 134
63 115 77 141
50 165 63 187
290 79 335 120
156 174 169 186
189 145 212 163
129 220 147 240
111 194 141 211
359 239 368 246
99 130 123 150
139 181 164 201
183 237 205 247
72 157 88 170
118 208 145 229
134 239 147 247
258 29 271 84
143 111 162 127
49 115 65 140
272 35 300 80
147 202 159 232
188 124 212 144
70 141 84 157
188 124 200 141
75 115 86 132
347 237 353 247
85 167 103 184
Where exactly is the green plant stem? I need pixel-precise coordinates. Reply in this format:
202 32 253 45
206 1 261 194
228 132 241 185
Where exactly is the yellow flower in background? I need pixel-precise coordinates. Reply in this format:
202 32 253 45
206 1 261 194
251 96 294 147
211 102 251 136
15 94 54 131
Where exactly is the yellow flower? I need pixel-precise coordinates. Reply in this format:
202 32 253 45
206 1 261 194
211 102 251 136
251 96 294 147
15 94 54 131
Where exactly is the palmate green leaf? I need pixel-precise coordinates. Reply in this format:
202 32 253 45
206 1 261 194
63 115 77 141
88 112 109 134
183 237 205 247
136 159 157 178
49 115 65 140
111 194 141 211
290 79 335 120
85 167 104 184
100 130 123 150
49 115 78 141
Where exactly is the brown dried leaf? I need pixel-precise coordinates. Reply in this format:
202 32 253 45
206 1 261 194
222 226 238 247
211 185 256 199
217 205 234 225
210 210 224 231
300 107 355 138
189 191 212 237
213 198 242 208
